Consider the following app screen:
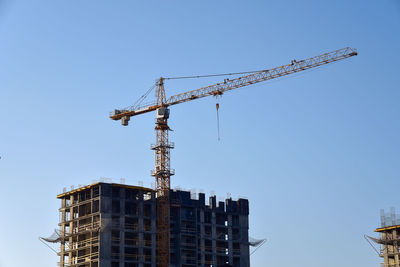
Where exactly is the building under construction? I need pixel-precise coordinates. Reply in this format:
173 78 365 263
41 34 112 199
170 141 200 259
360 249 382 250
56 182 250 267
368 208 400 267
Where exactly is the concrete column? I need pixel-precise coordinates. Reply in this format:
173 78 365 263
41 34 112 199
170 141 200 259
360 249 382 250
90 196 94 267
228 214 233 265
69 195 74 266
393 230 399 267
211 211 217 266
239 214 249 267
120 189 125 265
138 192 144 267
151 192 157 267
90 191 96 267
60 198 66 267
175 206 182 267
200 210 205 267
100 185 112 267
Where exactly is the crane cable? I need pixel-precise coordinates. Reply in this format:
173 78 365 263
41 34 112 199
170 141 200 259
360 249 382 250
216 102 220 141
164 55 345 81
164 69 267 80
130 84 156 109
250 239 267 256
364 234 381 256
38 237 58 254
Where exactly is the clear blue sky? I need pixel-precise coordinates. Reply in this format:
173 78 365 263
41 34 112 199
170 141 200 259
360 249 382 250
0 0 399 266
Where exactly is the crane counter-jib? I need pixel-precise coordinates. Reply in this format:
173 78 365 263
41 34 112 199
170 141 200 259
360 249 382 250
110 105 159 120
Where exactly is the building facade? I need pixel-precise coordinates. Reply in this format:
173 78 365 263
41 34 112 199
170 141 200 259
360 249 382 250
57 182 250 267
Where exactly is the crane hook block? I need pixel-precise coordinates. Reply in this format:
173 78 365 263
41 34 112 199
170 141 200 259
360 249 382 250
121 116 130 126
156 107 170 120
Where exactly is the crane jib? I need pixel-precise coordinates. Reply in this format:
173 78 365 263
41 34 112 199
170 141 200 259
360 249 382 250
165 47 357 107
110 47 357 121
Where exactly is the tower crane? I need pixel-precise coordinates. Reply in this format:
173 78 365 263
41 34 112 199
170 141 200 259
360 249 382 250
110 47 357 267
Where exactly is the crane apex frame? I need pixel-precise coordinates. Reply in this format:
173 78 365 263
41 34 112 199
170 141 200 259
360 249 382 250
110 47 357 267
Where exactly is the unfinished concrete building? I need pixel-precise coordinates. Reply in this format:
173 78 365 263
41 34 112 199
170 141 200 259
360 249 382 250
57 182 250 267
369 208 400 267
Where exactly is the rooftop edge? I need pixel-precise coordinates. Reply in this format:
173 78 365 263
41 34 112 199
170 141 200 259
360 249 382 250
57 182 153 199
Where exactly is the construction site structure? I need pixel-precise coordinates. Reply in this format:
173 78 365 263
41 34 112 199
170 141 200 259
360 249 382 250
56 182 250 267
110 47 358 267
367 208 400 267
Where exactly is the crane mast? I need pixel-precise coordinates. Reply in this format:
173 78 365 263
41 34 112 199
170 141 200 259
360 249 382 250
110 47 357 267
152 78 172 267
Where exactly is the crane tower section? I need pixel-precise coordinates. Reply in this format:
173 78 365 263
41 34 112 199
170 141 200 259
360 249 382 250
151 78 173 267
